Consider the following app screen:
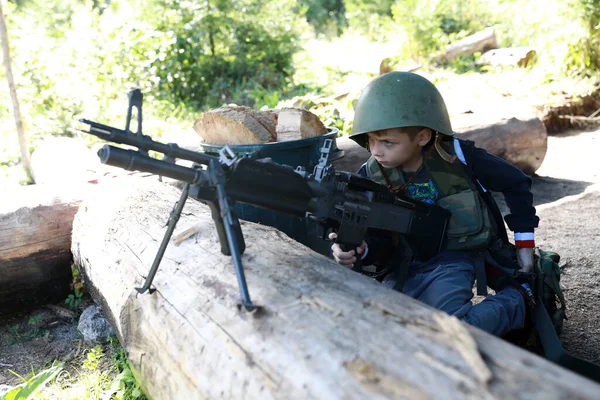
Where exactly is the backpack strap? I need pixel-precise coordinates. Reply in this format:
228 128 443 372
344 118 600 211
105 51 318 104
531 272 600 382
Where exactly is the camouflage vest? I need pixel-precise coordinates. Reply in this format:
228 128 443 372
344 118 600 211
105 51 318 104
365 138 495 251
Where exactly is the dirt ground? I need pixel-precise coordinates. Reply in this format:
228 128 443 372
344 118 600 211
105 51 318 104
1 127 600 389
525 128 600 365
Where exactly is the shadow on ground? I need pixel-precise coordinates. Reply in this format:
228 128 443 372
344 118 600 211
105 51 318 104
492 175 594 215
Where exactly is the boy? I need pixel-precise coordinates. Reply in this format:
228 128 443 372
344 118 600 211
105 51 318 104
331 72 538 337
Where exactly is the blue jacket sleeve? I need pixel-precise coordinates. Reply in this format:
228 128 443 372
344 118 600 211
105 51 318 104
459 139 539 233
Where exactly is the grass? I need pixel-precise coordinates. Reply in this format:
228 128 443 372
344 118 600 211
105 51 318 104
1 338 147 400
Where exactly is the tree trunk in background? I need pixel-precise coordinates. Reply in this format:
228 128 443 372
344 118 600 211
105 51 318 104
0 2 33 182
455 117 547 175
436 27 498 63
71 179 600 399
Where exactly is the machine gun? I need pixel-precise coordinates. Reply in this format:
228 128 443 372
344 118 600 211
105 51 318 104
78 89 450 312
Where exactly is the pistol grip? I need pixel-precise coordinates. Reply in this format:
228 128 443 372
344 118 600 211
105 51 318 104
339 243 363 273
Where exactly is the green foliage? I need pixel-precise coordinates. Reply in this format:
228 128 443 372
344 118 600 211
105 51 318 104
300 0 346 37
65 265 85 310
6 316 48 345
120 0 305 109
109 365 146 400
344 0 395 39
83 345 104 371
108 337 147 399
1 362 63 400
64 288 83 310
392 0 495 59
564 0 600 74
2 0 600 185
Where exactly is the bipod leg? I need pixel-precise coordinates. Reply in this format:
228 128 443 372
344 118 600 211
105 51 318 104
136 183 190 294
211 160 258 312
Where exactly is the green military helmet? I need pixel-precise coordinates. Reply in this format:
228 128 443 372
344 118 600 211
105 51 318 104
350 72 454 148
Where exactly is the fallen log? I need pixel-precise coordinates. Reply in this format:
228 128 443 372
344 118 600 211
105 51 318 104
332 117 547 175
71 179 600 399
455 117 547 175
436 27 498 63
0 185 83 315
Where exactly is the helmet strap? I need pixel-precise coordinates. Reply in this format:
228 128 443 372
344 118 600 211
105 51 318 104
434 133 457 163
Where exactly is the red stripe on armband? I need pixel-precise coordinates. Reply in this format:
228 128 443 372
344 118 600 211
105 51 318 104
515 240 535 248
514 232 535 248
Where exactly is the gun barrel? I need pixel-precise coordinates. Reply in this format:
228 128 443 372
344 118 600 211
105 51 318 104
98 145 203 184
81 119 216 165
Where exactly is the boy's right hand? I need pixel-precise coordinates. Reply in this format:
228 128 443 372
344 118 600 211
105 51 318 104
328 233 367 268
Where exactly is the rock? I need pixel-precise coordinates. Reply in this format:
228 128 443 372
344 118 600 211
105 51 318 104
77 305 115 344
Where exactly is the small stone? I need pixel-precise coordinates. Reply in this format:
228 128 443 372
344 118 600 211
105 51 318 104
77 305 115 344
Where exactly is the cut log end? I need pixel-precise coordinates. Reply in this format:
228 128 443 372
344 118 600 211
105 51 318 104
194 106 327 145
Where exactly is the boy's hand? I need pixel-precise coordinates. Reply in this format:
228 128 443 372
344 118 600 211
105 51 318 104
516 247 535 273
328 233 367 268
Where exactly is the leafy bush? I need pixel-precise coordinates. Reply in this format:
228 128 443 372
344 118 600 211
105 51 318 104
391 0 495 59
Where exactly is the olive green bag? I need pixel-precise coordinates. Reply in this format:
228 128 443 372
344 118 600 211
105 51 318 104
534 248 567 334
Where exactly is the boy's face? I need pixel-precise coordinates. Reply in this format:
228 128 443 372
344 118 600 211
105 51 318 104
367 128 431 171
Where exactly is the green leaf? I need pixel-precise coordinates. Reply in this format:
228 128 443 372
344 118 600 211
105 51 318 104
1 364 62 400
132 386 143 398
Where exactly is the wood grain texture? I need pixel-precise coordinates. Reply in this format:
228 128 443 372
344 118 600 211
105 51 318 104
0 184 85 314
193 106 277 145
71 179 600 399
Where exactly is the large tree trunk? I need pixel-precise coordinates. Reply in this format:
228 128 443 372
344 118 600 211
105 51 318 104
455 117 547 175
0 2 33 181
0 185 84 314
71 179 599 399
332 117 547 175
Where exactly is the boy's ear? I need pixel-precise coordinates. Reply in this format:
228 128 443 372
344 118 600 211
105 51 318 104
416 128 432 147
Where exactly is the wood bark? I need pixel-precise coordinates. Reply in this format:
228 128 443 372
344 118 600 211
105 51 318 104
0 2 32 181
331 117 547 175
0 185 86 315
275 108 327 141
72 179 600 400
455 117 547 175
436 27 498 62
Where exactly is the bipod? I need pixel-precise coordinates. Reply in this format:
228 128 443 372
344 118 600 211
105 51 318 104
136 183 191 294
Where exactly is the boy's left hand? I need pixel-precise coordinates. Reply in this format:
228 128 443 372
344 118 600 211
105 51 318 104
516 247 535 273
